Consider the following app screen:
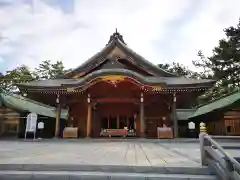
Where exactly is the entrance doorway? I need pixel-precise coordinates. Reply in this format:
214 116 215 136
100 115 135 129
100 115 136 137
94 102 138 137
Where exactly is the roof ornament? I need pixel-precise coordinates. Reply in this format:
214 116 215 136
107 28 126 45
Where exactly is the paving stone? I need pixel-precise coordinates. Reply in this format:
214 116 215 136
0 139 207 167
32 173 70 180
0 172 32 180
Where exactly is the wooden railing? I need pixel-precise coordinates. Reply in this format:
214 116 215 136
199 133 240 180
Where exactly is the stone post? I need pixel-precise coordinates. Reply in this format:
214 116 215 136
199 132 209 166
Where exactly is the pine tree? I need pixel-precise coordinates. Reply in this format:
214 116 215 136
193 19 240 102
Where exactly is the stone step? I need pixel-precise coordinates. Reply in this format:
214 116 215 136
0 164 214 175
0 170 217 180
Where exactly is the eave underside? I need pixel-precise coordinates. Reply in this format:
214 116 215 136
18 69 215 93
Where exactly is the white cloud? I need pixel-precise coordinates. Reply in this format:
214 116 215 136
0 0 240 72
176 0 240 69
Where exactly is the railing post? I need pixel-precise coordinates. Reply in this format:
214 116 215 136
199 132 208 166
224 157 235 179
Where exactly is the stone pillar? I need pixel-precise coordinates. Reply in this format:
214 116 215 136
172 92 178 138
86 94 92 137
140 92 145 137
55 94 61 138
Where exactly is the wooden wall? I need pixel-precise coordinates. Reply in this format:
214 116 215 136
206 107 240 136
207 120 225 135
68 102 87 137
223 108 240 135
0 106 20 136
145 99 170 138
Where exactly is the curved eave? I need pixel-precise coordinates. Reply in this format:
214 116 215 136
18 69 166 90
17 69 215 92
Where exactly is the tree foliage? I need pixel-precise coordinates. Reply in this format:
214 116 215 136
193 19 240 101
158 62 211 79
0 60 70 92
0 65 34 92
33 60 70 80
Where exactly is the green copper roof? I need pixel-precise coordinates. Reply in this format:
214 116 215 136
0 92 68 119
190 91 240 118
18 69 215 89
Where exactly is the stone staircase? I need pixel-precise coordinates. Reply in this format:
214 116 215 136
0 164 217 179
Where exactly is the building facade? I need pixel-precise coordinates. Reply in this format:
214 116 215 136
17 31 215 138
189 91 240 136
0 92 68 138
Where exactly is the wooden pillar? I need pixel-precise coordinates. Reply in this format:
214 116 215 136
140 92 145 137
117 115 120 129
86 94 92 137
172 92 178 138
55 102 61 138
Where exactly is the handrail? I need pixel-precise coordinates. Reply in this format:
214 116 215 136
199 133 240 180
211 135 240 139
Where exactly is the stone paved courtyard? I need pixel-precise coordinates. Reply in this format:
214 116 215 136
0 139 238 167
0 139 202 167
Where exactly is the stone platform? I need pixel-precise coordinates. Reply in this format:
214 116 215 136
0 139 201 167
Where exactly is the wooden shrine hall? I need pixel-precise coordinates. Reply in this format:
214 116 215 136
17 31 215 139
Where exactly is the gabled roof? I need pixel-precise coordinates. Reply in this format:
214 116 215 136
63 30 176 78
190 91 240 118
0 91 68 119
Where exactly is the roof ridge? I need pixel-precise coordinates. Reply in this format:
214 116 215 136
116 39 176 77
62 40 115 77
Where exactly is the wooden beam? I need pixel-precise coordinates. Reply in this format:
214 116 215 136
95 97 139 104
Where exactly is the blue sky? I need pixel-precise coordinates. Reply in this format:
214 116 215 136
0 0 240 73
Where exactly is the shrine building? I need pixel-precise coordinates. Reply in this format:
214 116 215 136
16 31 215 138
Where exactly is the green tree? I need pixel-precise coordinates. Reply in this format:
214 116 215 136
193 19 240 101
0 65 34 92
33 60 71 79
0 60 71 92
158 62 210 79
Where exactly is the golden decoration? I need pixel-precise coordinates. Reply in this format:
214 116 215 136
67 87 75 92
152 86 162 91
100 75 125 84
